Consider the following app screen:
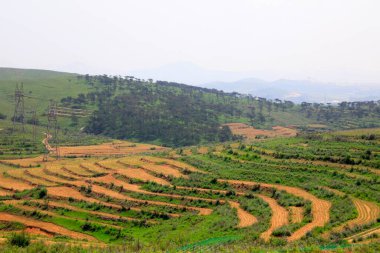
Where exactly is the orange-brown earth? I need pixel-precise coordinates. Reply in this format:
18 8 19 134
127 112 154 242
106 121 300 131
257 194 289 241
141 157 206 174
346 227 380 243
225 123 297 140
47 186 121 209
119 157 188 178
58 141 166 157
33 200 142 222
345 198 380 229
85 184 213 215
0 174 33 191
220 179 331 241
0 156 45 168
24 227 53 237
0 212 96 241
98 160 172 186
228 201 257 228
0 188 12 196
321 187 380 238
95 174 221 204
289 206 304 224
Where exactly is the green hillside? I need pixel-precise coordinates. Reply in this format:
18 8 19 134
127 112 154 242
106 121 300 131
0 68 90 122
1 68 380 148
0 68 104 159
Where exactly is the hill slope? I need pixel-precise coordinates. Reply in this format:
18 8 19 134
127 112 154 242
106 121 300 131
1 68 380 148
0 68 90 122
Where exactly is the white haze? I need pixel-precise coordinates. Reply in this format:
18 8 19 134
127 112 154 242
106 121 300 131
0 0 380 89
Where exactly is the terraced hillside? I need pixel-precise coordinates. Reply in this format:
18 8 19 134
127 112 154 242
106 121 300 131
0 129 378 252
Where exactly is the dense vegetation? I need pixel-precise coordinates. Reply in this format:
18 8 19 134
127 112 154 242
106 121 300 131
1 68 380 148
70 74 380 147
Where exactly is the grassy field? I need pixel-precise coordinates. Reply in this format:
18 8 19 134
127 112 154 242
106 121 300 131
0 128 378 252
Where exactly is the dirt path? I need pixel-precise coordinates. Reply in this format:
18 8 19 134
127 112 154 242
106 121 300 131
289 206 304 224
228 201 257 228
256 194 289 241
42 133 54 153
220 179 331 241
0 212 96 241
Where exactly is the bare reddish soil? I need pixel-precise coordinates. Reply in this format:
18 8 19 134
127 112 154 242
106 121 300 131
225 123 297 140
0 212 96 241
0 156 45 168
289 206 304 224
0 175 33 191
220 179 331 241
257 194 289 241
58 141 166 157
95 174 221 204
142 157 206 173
47 186 121 209
24 227 53 237
228 201 257 227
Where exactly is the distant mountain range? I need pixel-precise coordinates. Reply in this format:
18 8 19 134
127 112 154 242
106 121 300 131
130 62 380 103
203 78 380 104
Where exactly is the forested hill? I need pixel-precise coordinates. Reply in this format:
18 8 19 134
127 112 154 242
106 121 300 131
71 74 380 146
1 68 380 147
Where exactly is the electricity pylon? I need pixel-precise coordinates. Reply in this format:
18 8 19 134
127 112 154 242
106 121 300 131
43 100 60 161
12 83 25 133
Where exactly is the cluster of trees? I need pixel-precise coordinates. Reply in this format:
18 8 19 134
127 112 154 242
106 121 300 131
62 74 380 146
300 101 380 122
78 75 241 146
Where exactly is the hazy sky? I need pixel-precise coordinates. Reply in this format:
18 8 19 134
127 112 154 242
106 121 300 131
1 0 380 83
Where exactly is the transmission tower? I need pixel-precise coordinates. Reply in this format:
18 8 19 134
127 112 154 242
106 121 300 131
12 83 25 132
43 100 60 161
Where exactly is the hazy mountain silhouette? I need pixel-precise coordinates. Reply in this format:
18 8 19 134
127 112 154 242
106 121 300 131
129 62 380 103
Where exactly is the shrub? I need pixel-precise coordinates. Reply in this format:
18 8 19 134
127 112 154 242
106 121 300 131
37 188 47 199
8 232 30 247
